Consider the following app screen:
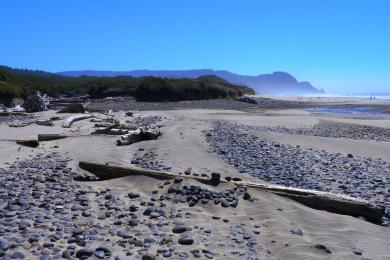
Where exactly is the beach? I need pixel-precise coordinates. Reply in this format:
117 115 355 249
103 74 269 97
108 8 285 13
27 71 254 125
1 96 390 259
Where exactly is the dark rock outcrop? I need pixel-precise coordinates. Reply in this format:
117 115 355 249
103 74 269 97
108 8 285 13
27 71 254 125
22 94 47 113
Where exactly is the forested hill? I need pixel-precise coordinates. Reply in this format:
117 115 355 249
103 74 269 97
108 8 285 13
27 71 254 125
60 69 323 95
0 66 254 106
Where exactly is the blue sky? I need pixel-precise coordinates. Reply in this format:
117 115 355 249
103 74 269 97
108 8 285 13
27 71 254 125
1 0 389 93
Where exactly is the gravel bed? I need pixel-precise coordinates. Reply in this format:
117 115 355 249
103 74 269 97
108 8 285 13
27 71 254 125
241 121 390 142
86 97 307 112
204 122 390 224
132 116 163 128
0 114 36 125
131 151 172 171
0 153 265 259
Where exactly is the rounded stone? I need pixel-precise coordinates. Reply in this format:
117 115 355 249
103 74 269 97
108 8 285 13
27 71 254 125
128 192 140 199
178 237 194 245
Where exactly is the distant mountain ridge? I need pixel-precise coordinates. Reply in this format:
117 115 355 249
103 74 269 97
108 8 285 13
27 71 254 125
59 69 323 95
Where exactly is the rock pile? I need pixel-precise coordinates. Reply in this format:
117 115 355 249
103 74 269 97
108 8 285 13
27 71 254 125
131 151 172 171
162 177 255 208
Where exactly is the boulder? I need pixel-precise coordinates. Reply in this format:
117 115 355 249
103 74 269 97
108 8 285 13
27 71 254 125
22 94 47 113
210 172 221 186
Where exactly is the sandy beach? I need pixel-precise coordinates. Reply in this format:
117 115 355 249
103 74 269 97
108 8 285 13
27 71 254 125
1 97 390 259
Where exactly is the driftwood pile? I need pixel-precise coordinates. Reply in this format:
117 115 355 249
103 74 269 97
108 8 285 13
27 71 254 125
117 126 161 146
48 95 90 107
91 114 161 146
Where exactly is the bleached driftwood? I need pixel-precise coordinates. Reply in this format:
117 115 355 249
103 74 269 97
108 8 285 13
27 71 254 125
62 114 94 128
79 161 385 224
92 126 128 135
116 126 161 146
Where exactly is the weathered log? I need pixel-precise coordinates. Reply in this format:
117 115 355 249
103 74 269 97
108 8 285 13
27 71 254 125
58 103 85 113
91 118 123 135
16 140 39 148
238 181 385 224
62 114 94 128
0 112 28 117
50 95 90 105
92 126 115 135
37 134 68 142
9 122 33 127
35 119 54 126
50 116 62 121
79 161 205 182
79 161 385 224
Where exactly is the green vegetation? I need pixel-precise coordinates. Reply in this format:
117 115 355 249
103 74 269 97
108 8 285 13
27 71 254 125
0 66 254 106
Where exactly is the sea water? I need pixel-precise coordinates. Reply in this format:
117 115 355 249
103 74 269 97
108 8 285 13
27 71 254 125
307 106 388 116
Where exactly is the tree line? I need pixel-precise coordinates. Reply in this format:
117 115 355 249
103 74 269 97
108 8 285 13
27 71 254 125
0 66 254 106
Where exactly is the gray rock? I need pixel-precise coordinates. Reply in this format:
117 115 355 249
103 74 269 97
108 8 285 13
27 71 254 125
314 243 332 254
291 227 303 236
11 251 25 259
94 250 105 259
39 255 50 260
178 237 194 245
172 225 186 234
0 240 10 251
128 192 140 199
75 248 94 258
115 256 135 260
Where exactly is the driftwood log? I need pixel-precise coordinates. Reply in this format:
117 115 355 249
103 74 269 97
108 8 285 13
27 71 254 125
0 112 28 117
50 95 90 105
35 119 54 126
117 127 161 146
38 134 68 142
79 161 385 224
16 140 39 148
62 114 94 128
58 103 85 113
9 122 33 127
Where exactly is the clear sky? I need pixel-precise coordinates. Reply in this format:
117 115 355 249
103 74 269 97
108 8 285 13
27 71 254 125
1 0 389 93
